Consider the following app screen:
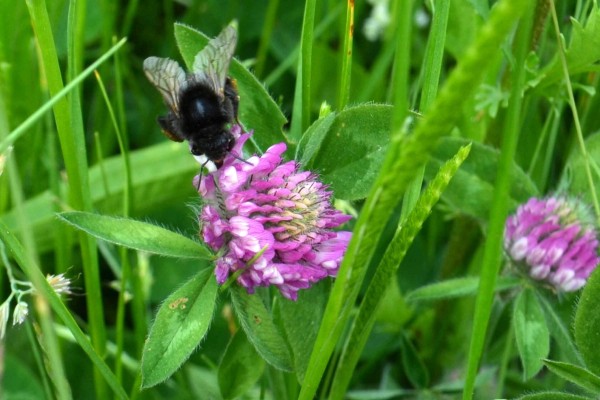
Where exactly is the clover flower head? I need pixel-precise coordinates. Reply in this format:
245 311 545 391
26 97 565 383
504 196 600 292
195 125 352 300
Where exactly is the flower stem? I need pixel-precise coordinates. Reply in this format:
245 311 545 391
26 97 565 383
462 3 534 398
549 0 600 222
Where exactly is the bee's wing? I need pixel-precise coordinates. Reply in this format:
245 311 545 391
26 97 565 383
143 57 186 115
192 24 237 97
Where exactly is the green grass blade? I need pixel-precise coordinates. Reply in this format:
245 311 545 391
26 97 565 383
289 0 316 141
263 5 342 88
3 146 72 398
401 0 449 219
299 104 405 400
337 0 354 110
549 1 600 220
390 0 412 132
1 237 72 399
395 0 417 219
0 222 128 399
299 0 530 397
329 144 471 398
462 3 533 398
419 0 450 112
0 38 127 154
93 68 135 386
94 70 132 217
24 322 55 399
254 0 280 78
25 1 114 397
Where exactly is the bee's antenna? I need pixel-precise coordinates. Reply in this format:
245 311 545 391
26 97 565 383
228 151 253 166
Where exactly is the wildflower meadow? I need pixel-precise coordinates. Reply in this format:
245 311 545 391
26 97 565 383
2 0 600 399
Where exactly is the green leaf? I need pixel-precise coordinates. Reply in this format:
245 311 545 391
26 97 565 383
405 276 521 303
563 132 600 205
174 23 287 152
4 355 46 399
141 269 218 388
544 359 600 395
0 39 127 155
445 0 482 58
575 267 600 376
2 141 199 254
537 294 584 367
186 366 223 400
399 333 429 388
218 329 265 399
425 137 539 220
516 392 593 400
296 111 336 164
58 211 211 260
230 286 294 372
277 281 328 382
513 288 550 380
299 104 392 201
541 4 600 86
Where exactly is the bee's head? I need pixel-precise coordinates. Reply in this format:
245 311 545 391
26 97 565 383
190 143 202 156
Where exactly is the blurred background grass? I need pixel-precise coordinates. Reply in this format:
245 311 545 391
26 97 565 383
1 0 600 398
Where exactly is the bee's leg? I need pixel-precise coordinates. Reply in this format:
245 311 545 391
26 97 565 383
158 113 185 142
196 159 211 192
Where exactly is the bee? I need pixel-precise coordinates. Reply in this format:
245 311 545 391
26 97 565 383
143 24 239 169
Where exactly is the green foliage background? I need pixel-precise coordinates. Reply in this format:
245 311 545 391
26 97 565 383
2 0 600 399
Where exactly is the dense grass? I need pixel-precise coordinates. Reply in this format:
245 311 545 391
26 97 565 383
2 0 600 399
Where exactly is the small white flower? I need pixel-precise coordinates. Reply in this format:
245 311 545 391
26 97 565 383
13 301 29 325
414 8 430 28
364 0 391 41
46 273 72 296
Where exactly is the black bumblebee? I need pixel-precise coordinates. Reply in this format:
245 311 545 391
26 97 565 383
143 24 239 168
